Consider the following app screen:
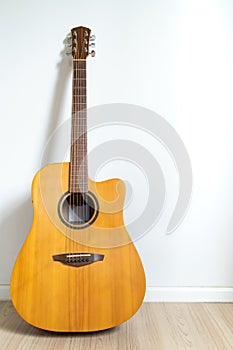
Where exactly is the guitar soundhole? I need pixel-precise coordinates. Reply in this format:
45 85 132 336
58 191 99 229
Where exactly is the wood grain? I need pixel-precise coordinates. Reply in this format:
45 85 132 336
1 302 233 349
10 162 146 332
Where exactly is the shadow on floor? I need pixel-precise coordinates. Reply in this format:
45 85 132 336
1 302 120 338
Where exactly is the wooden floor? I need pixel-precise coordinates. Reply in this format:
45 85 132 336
0 302 233 349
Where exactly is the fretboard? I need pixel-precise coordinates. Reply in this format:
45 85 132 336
69 60 88 193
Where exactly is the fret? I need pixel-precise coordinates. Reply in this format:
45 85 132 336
72 110 86 113
71 127 87 130
70 182 88 185
70 180 88 186
72 145 87 147
70 182 88 184
70 157 87 160
70 164 87 166
71 119 87 122
71 134 87 136
71 128 87 130
70 165 87 167
69 172 88 174
69 180 88 183
73 62 86 68
73 72 86 79
70 187 88 190
71 133 87 137
69 180 88 182
71 117 87 119
70 174 86 179
71 129 87 131
69 180 87 182
73 83 86 87
73 81 86 84
69 169 88 171
72 112 86 115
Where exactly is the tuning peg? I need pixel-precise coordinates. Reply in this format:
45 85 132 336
66 51 72 56
90 43 95 48
66 33 72 40
66 43 72 48
89 50 96 57
90 35 96 41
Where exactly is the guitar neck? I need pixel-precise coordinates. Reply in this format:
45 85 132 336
69 60 88 193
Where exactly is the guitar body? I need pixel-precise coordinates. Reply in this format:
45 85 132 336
10 162 146 332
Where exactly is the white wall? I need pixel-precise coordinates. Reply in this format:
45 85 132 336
1 0 233 301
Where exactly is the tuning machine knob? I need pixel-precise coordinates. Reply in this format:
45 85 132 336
90 43 95 48
66 51 72 56
66 33 72 40
89 50 96 57
90 35 96 41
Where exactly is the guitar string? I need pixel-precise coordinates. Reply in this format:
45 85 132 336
68 54 73 263
85 58 87 238
83 60 86 233
67 34 88 262
80 39 87 247
84 55 88 249
70 57 75 262
72 58 76 257
82 39 88 258
77 35 86 256
76 38 86 303
72 58 75 259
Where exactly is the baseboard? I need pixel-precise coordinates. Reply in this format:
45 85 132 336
0 286 11 301
1 285 233 302
145 286 233 302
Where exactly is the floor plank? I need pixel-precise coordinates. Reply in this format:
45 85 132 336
0 302 233 349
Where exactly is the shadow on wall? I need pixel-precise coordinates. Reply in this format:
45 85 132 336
0 45 72 285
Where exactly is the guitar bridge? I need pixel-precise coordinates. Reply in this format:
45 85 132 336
53 253 104 267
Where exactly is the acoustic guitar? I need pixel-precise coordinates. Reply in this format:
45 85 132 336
10 26 146 332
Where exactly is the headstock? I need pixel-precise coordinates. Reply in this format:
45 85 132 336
66 26 96 59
